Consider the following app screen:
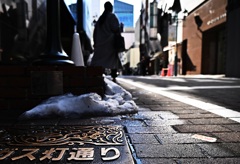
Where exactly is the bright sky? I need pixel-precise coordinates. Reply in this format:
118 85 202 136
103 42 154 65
64 0 142 25
65 0 77 5
64 0 204 26
65 0 204 12
118 0 205 24
158 0 205 13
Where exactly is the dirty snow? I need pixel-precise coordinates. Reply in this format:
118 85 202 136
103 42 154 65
19 77 138 119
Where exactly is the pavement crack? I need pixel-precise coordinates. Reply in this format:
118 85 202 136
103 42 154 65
125 135 142 164
196 144 212 158
153 134 163 144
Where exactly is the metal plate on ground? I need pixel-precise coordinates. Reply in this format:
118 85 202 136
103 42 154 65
0 125 134 163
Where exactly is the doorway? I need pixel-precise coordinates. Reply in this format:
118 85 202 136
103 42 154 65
201 24 226 74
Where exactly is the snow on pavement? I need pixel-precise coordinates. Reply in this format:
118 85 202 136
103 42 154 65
19 78 138 119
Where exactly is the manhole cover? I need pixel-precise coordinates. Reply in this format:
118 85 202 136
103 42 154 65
0 125 134 163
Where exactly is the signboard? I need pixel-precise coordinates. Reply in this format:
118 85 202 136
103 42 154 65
0 125 133 163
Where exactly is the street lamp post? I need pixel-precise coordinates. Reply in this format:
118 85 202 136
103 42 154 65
33 0 74 65
173 12 179 76
139 3 145 59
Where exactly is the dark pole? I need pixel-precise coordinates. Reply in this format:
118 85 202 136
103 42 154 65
139 4 143 58
169 0 182 76
144 0 149 46
33 0 73 65
174 15 178 76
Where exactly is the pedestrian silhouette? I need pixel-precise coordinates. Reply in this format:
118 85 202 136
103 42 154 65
91 1 122 82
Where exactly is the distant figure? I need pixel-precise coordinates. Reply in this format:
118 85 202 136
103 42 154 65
138 56 147 76
91 1 122 82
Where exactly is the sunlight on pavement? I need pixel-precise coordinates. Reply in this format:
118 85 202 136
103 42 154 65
118 78 240 123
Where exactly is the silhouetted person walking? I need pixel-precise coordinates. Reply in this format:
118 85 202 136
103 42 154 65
91 1 121 82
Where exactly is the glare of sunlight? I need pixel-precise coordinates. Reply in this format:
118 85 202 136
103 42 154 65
118 78 240 123
64 0 77 6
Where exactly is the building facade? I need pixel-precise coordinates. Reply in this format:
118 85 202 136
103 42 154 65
225 0 240 77
114 0 133 28
182 0 227 75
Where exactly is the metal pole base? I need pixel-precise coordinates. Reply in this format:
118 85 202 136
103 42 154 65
33 59 74 65
33 0 74 65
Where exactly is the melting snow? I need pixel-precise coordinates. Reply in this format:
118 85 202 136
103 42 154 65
19 77 138 119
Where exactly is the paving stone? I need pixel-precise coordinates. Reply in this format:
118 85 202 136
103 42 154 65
159 102 187 107
138 107 151 111
156 106 186 114
116 119 146 127
176 158 240 164
158 98 176 102
170 109 207 114
134 144 206 158
142 100 163 105
188 118 238 125
132 112 164 120
140 104 161 108
135 101 144 105
158 111 179 119
212 132 240 142
141 104 162 111
127 134 159 144
182 106 205 110
156 133 209 144
144 119 189 126
140 158 176 164
222 124 240 131
133 111 179 121
126 126 176 134
197 143 240 157
173 125 231 133
151 106 184 111
178 113 221 119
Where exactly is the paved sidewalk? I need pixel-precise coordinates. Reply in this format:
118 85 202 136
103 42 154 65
0 77 240 163
118 78 240 164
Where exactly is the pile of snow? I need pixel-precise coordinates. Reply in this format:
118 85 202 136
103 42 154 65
19 78 138 119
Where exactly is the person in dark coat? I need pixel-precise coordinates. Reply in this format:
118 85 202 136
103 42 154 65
91 1 121 82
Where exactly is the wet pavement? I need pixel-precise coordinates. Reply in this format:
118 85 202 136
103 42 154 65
0 75 240 163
